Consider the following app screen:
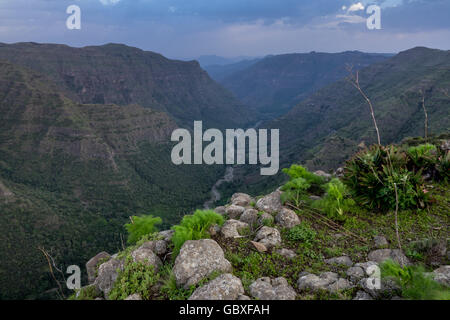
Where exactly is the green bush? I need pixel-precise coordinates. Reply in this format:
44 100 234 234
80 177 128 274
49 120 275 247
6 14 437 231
313 178 356 221
125 215 162 245
280 165 325 206
286 221 317 245
109 256 160 300
171 209 224 258
380 260 450 300
407 144 437 174
343 145 429 211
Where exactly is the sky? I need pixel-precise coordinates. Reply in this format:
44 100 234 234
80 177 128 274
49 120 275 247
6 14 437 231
0 0 449 59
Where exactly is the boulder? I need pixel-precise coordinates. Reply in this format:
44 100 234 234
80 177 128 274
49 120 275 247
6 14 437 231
139 240 167 256
249 277 296 300
324 256 353 267
257 212 274 226
433 265 450 286
225 205 245 219
158 230 175 242
86 251 111 284
238 294 251 300
94 258 124 298
353 290 373 300
297 272 351 293
214 206 226 215
131 246 162 271
373 236 389 248
314 170 332 181
255 190 282 214
367 249 410 267
188 274 244 300
276 248 297 259
173 239 232 289
240 208 259 226
275 208 300 229
231 193 253 207
346 266 365 282
254 226 282 248
220 220 249 239
125 293 142 300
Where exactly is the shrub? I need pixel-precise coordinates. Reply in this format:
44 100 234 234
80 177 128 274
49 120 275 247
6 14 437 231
343 145 429 211
280 165 325 206
171 210 224 258
313 178 356 221
407 144 437 175
125 215 162 245
109 256 160 300
286 221 317 245
380 260 450 300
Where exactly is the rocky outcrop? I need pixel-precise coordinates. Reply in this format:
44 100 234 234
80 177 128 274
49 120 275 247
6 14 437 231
188 274 244 300
275 208 300 229
225 205 245 219
139 240 168 256
173 239 232 289
220 220 249 239
86 252 111 284
239 209 259 226
254 226 282 248
367 249 410 267
231 193 253 207
297 272 351 293
131 246 162 271
249 277 296 300
94 258 124 298
255 190 282 214
324 256 353 267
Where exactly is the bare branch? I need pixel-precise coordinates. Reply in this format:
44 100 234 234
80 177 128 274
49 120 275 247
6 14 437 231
346 67 381 145
38 246 66 299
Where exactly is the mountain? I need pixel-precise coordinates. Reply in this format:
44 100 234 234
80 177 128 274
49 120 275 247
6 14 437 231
0 43 258 299
219 51 392 117
193 55 258 67
229 47 450 197
203 58 262 82
0 43 253 129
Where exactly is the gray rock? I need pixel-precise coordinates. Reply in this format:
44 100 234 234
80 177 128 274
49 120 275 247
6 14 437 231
250 241 268 253
208 224 221 236
173 239 232 289
314 170 332 181
94 258 124 298
373 236 389 248
225 205 245 219
158 230 175 242
368 249 410 267
297 272 351 293
335 167 345 178
86 251 111 284
125 293 142 300
256 190 282 214
433 265 450 286
254 226 282 248
275 208 300 229
354 261 379 276
276 248 297 259
359 277 401 299
249 277 296 300
240 208 259 226
346 266 365 282
238 294 251 300
139 240 167 256
131 246 162 271
257 212 274 226
353 290 373 300
220 220 249 239
325 256 353 267
188 274 244 300
309 195 322 201
214 206 226 215
231 193 253 207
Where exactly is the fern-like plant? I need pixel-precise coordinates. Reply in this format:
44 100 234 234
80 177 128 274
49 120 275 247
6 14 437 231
171 210 224 259
125 215 162 245
313 178 356 221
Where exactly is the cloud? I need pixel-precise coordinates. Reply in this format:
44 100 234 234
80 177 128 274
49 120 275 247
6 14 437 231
99 0 121 6
348 2 365 12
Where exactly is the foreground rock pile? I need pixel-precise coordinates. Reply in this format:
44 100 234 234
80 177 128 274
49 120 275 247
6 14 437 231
83 187 449 300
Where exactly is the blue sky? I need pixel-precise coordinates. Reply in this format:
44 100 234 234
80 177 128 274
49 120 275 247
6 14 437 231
0 0 449 59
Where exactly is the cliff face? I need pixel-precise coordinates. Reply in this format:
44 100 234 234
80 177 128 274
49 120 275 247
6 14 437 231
0 42 253 129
